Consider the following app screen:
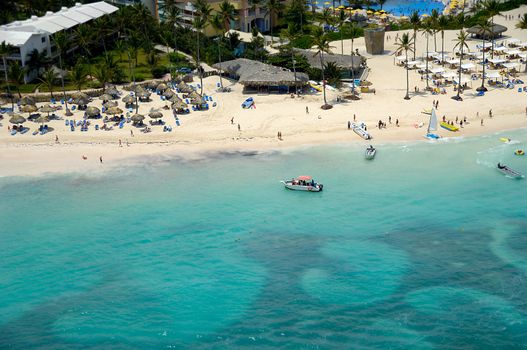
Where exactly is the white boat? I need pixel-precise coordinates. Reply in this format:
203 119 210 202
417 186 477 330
497 163 524 179
352 122 372 140
281 176 323 192
425 108 440 140
365 145 376 159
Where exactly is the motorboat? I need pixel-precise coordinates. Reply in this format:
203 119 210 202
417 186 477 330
365 145 376 159
281 176 323 192
497 163 524 179
351 122 372 140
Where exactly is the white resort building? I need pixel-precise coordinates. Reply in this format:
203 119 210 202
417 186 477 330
0 1 118 83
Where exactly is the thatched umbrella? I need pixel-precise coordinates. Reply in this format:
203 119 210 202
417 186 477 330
39 104 56 116
106 87 119 97
169 95 182 103
106 106 123 115
131 114 145 122
156 83 168 91
172 100 188 110
19 96 36 106
20 104 38 113
189 91 202 100
149 111 163 119
138 91 151 101
163 89 175 98
71 91 88 100
122 95 135 104
9 115 26 124
177 81 193 93
85 106 100 117
130 85 146 93
75 97 90 106
99 93 113 101
146 81 159 89
34 115 50 124
103 101 118 108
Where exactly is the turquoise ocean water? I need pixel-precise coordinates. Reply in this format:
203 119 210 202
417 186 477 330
1 129 527 349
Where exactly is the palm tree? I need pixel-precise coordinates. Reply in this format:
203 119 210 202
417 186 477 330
93 63 112 93
0 41 14 101
409 11 421 60
26 49 50 77
38 68 58 98
430 9 439 52
452 30 469 101
8 61 26 98
265 0 284 43
437 15 449 66
69 63 87 91
378 0 386 10
193 0 212 95
517 13 527 29
517 13 527 72
115 39 126 63
94 17 110 54
483 0 501 58
312 26 333 108
475 20 492 92
348 23 361 96
52 32 69 112
75 24 93 76
394 32 414 100
219 0 237 33
337 10 346 55
210 14 225 89
420 19 434 90
280 24 299 94
165 6 182 61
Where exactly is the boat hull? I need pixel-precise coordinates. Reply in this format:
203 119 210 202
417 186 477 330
440 122 459 132
365 149 376 159
281 181 323 192
497 166 524 179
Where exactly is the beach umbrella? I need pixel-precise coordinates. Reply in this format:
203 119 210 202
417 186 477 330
103 100 118 108
85 106 100 117
169 95 182 103
19 96 35 106
106 87 119 97
163 89 175 98
138 91 151 100
39 105 56 116
131 114 145 122
20 104 38 113
106 106 123 115
149 111 163 119
156 83 168 91
71 91 88 100
122 95 135 104
34 115 49 124
99 93 113 101
9 115 26 124
75 97 90 106
172 100 188 110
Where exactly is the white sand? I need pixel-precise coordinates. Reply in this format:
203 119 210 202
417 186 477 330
1 5 526 177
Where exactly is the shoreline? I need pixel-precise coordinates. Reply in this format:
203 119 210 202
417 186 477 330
1 123 525 178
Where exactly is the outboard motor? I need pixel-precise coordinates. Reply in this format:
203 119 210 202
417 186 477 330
319 184 323 191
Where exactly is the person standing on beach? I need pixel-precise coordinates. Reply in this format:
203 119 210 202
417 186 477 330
481 119 484 126
348 121 351 129
353 114 356 122
238 124 241 131
389 116 392 124
306 106 309 114
99 156 103 163
55 135 59 143
489 109 493 118
396 119 399 127
130 130 134 137
119 139 122 147
231 117 234 124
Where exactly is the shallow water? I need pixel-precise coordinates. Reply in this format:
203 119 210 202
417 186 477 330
315 0 444 16
1 130 527 349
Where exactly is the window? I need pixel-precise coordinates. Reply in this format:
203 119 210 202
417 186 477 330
41 37 45 43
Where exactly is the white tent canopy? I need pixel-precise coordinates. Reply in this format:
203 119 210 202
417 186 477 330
485 71 501 79
442 71 457 78
454 75 471 84
488 58 507 64
447 59 459 65
503 62 520 69
430 67 445 74
505 49 521 55
461 63 475 70
493 46 508 52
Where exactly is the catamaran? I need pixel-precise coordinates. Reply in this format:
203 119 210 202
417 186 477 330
281 176 324 192
425 108 440 139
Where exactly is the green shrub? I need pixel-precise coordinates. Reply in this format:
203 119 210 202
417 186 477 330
151 66 168 79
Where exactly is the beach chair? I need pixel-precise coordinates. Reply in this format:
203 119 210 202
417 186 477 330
476 90 485 97
71 105 76 111
95 124 99 130
213 102 217 107
65 120 69 126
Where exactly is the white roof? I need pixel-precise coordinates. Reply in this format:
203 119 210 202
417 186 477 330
507 38 520 43
519 42 527 48
0 30 35 46
493 45 507 52
430 67 445 73
0 1 117 37
442 71 457 78
447 59 459 65
488 58 507 64
485 71 501 79
503 62 520 69
461 63 475 69
505 49 521 55
407 60 421 66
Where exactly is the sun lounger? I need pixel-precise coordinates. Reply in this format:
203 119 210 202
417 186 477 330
19 127 29 134
65 120 69 126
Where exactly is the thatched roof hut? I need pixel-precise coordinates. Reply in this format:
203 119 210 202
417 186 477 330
294 49 364 71
163 89 175 98
85 106 100 117
172 100 188 110
19 96 36 106
213 58 309 88
103 101 118 108
75 97 90 106
122 95 135 104
138 91 151 101
169 95 182 103
467 24 507 39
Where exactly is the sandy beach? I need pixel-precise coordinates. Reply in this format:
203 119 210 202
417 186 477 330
1 5 526 177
